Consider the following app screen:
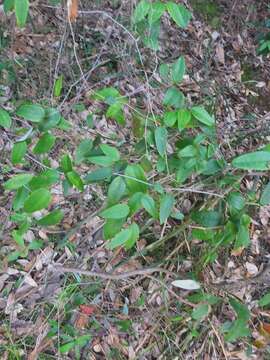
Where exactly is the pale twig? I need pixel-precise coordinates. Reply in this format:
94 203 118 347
171 187 224 198
51 264 174 280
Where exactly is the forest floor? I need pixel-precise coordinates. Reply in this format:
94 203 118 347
1 0 270 359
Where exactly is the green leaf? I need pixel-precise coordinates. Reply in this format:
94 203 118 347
234 214 251 249
12 187 29 211
0 108 12 128
24 189 52 213
148 2 166 24
191 106 215 127
75 139 93 164
84 167 112 183
100 204 130 219
37 209 63 226
159 63 170 81
260 181 270 206
60 154 73 173
125 164 148 194
11 141 27 164
155 127 167 158
108 176 126 205
12 230 25 248
59 341 76 354
107 223 140 250
159 193 175 224
100 144 120 161
224 320 250 342
259 292 270 307
192 304 210 321
16 103 45 123
106 102 125 125
54 75 63 97
192 210 222 228
4 173 33 190
178 144 197 157
94 87 119 103
227 192 245 213
164 111 177 127
133 0 150 23
124 222 140 249
172 56 185 83
4 0 15 13
39 108 61 131
33 132 55 154
66 171 84 191
163 87 185 109
230 298 250 322
232 151 270 170
167 2 191 28
141 194 157 218
88 156 114 167
103 218 126 240
128 192 144 215
15 0 29 27
29 169 59 190
178 109 191 130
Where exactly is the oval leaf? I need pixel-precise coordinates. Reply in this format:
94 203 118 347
4 173 33 190
0 108 12 128
33 132 55 154
66 171 84 191
159 193 175 224
37 209 64 226
155 127 167 157
191 106 215 127
15 0 29 27
24 189 52 213
232 151 270 170
172 56 185 83
16 104 45 123
100 204 130 219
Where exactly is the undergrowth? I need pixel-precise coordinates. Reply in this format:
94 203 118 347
1 0 270 358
